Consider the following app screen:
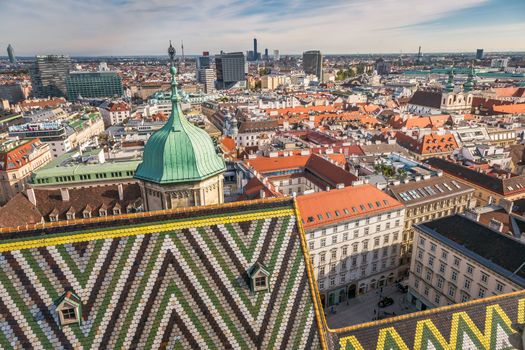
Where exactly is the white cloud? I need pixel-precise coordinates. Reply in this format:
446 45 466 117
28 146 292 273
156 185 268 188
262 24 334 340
0 0 522 55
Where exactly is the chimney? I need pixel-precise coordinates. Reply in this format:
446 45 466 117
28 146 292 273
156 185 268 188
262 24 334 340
118 183 124 201
336 183 345 189
60 188 70 202
27 188 37 206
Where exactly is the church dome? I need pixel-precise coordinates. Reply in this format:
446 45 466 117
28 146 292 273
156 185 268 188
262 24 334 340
135 52 225 184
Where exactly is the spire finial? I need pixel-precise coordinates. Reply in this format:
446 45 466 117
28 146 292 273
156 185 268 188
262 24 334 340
168 41 179 102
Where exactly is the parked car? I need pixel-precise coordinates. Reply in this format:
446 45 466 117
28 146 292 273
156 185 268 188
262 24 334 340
378 297 394 308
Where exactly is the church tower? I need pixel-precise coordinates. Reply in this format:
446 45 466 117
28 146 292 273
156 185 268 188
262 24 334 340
134 42 226 211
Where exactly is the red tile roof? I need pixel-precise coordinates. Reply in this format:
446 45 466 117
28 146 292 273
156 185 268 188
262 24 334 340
0 139 45 171
297 184 403 229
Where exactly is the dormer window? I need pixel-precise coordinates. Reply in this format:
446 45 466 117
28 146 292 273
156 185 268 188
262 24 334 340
113 208 121 215
247 262 270 293
99 209 107 217
55 291 82 328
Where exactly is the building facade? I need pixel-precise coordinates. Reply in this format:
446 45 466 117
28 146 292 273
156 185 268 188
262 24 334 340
388 176 475 275
303 51 323 81
30 55 71 98
298 184 405 307
65 71 123 101
0 138 52 204
409 215 525 311
215 52 246 89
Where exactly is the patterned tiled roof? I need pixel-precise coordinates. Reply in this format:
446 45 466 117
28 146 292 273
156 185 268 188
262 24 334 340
331 290 525 349
0 198 325 349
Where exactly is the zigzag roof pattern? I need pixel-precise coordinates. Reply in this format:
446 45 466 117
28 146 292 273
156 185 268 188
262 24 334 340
0 198 326 349
331 290 525 349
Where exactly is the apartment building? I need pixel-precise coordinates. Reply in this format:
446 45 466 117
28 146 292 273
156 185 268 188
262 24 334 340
389 175 475 275
409 215 525 311
425 157 525 206
297 184 405 307
0 138 52 204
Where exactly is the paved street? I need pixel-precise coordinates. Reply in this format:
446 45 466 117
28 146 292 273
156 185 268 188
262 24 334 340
326 284 418 328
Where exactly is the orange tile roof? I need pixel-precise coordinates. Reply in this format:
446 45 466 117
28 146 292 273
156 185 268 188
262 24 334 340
492 104 525 114
246 155 310 173
297 184 403 229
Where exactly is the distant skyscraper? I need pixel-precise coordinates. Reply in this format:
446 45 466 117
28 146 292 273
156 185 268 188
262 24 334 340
476 49 484 60
198 68 216 94
30 55 71 98
7 44 16 64
273 50 280 61
253 38 258 62
197 51 211 69
303 50 323 81
264 48 269 61
66 71 123 101
215 52 246 89
417 46 422 63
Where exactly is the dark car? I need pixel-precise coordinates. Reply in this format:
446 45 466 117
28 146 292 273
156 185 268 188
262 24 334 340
378 297 394 308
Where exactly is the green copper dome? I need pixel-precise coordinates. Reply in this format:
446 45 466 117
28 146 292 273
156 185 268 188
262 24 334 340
135 46 225 184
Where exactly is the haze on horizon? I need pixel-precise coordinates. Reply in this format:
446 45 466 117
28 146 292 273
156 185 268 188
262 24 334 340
1 0 524 56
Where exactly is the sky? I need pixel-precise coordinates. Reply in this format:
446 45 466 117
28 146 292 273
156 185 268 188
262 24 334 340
1 0 524 56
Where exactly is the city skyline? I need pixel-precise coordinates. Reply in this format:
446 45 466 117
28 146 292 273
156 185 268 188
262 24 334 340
1 0 524 56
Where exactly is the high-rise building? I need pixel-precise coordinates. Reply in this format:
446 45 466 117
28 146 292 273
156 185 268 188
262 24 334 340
7 44 16 64
65 71 123 101
302 50 323 81
273 49 280 61
197 51 211 69
253 38 258 61
197 68 216 93
476 49 484 60
264 48 269 61
215 52 246 89
30 55 71 98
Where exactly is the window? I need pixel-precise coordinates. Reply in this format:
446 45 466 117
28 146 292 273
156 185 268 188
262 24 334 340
374 237 380 247
428 256 434 267
453 257 461 267
383 235 389 244
437 277 444 289
464 279 471 290
478 287 486 298
451 271 458 281
414 279 420 289
435 295 441 305
373 251 379 260
419 237 426 247
441 250 448 260
320 239 326 248
417 249 423 260
439 263 445 274
430 243 436 252
331 250 337 259
426 270 432 282
320 253 326 263
255 276 266 288
496 282 505 293
372 263 377 272
342 246 348 256
343 232 348 241
461 294 469 303
416 263 422 274
376 224 381 232
395 220 400 227
332 236 337 245
330 276 336 286
424 286 430 296
481 273 488 284
448 285 456 297
353 230 359 239
341 259 347 270
352 257 357 267
62 308 76 321
309 242 315 251
363 240 369 250
393 232 399 241
352 243 358 253
319 280 325 290
467 265 474 275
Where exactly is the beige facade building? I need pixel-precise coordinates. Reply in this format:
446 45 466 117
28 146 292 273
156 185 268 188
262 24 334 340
408 215 525 310
0 138 52 204
388 175 475 275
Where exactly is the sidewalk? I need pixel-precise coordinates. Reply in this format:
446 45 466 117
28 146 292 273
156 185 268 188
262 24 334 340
325 284 418 329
